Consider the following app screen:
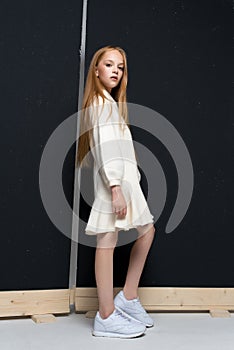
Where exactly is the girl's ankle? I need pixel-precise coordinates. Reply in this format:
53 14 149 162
99 307 115 319
123 288 138 300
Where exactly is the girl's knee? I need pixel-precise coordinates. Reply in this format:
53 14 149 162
145 225 156 238
96 231 118 249
137 223 155 236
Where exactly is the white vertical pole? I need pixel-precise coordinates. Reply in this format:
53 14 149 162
69 0 88 300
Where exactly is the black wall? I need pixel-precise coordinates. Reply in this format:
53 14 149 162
1 0 233 292
77 0 234 287
1 1 82 290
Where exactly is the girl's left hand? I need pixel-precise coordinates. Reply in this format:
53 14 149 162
111 186 127 218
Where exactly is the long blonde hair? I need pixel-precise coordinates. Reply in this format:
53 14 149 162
76 45 129 168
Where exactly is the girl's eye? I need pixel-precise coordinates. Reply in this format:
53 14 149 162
105 63 124 71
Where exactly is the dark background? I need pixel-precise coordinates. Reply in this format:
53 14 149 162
0 0 82 290
78 0 234 287
0 0 233 291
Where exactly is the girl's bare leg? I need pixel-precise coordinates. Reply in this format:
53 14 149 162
123 225 156 300
95 230 118 319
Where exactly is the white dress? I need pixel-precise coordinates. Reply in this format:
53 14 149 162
85 89 154 235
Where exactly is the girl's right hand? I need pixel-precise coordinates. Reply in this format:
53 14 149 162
111 186 127 218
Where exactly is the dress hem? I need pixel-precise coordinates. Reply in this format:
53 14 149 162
85 219 155 236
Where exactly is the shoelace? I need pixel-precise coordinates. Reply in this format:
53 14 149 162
115 309 131 322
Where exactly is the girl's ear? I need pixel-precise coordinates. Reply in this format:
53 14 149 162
95 69 99 77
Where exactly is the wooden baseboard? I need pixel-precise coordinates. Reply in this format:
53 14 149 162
1 287 233 319
75 287 234 312
0 289 70 318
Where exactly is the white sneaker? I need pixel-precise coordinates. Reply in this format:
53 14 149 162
114 290 154 328
92 307 146 338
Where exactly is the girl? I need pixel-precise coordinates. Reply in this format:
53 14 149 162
77 45 156 338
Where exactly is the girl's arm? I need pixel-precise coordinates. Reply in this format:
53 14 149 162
91 100 127 217
91 101 125 188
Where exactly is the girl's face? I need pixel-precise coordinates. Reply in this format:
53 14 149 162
95 50 124 93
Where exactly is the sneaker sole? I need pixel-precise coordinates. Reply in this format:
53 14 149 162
92 329 146 338
146 323 154 328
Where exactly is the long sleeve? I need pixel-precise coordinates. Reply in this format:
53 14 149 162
89 100 125 188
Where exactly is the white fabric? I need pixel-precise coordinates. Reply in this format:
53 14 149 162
85 89 154 235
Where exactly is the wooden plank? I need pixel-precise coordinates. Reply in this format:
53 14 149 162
137 287 234 307
209 309 231 317
75 287 234 312
31 314 57 323
85 310 97 318
0 289 70 317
